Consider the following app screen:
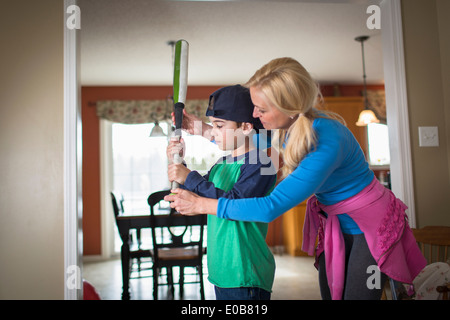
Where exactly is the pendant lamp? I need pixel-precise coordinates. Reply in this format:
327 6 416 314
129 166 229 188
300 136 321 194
355 35 380 126
149 121 166 137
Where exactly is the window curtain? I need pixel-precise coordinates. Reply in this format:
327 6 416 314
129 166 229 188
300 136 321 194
96 99 210 124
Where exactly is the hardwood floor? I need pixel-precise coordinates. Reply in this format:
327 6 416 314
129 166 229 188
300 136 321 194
83 254 322 300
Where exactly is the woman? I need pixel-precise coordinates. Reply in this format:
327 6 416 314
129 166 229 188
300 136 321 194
165 57 426 300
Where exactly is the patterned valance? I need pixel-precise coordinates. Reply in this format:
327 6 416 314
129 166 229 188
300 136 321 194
96 99 210 124
95 92 386 125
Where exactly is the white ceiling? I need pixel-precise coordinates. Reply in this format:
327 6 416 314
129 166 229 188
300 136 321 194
79 0 384 86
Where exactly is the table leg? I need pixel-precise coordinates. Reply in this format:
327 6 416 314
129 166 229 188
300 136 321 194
121 238 131 300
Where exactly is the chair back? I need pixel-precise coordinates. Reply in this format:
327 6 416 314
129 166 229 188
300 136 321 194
147 190 206 265
110 191 127 242
412 226 450 264
110 191 125 218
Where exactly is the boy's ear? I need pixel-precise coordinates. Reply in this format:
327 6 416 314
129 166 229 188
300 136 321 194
241 122 254 134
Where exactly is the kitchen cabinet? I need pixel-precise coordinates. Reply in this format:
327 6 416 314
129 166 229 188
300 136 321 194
319 96 368 157
282 96 367 256
282 200 309 256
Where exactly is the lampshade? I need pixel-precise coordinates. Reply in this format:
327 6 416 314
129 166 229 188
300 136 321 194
356 109 380 126
149 122 166 137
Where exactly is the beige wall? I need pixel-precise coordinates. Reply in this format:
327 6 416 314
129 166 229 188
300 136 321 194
0 0 65 299
436 0 450 183
402 0 450 227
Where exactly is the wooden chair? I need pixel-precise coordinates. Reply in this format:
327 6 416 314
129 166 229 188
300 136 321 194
110 192 153 278
147 190 207 300
412 226 450 300
412 226 450 263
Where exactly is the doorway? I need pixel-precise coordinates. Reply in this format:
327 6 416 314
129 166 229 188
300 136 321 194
64 0 414 299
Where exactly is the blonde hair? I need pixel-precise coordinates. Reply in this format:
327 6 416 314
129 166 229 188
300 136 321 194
245 57 344 178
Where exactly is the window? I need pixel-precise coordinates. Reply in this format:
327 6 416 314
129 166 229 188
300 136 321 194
367 123 390 166
112 122 170 214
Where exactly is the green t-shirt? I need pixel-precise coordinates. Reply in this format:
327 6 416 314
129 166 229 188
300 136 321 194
206 155 276 292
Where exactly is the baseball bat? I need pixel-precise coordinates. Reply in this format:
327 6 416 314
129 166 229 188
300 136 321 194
171 39 189 190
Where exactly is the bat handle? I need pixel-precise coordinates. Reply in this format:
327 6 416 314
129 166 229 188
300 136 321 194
171 181 180 190
171 156 180 190
170 135 182 190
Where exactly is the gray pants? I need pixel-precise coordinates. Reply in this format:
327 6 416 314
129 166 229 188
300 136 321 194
318 233 387 300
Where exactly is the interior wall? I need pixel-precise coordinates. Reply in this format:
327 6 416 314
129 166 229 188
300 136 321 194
401 0 450 227
436 0 450 183
0 0 64 299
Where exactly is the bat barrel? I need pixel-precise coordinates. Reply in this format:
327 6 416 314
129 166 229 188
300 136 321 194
173 40 189 105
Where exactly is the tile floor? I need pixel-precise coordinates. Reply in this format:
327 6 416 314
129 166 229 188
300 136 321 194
83 254 322 300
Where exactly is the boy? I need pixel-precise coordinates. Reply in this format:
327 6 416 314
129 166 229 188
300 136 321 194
167 85 276 300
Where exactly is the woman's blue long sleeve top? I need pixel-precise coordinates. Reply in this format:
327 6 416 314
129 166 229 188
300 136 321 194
217 117 374 233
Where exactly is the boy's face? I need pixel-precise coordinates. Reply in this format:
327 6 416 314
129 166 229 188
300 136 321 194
209 116 245 151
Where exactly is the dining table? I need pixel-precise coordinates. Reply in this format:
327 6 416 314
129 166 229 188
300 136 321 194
114 210 150 300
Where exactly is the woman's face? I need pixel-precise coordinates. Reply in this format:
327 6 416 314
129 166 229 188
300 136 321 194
250 87 295 130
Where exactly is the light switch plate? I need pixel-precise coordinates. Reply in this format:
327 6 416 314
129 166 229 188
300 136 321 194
418 126 439 147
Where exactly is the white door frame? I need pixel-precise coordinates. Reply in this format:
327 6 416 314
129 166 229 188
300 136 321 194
64 0 83 300
380 0 416 227
63 0 415 299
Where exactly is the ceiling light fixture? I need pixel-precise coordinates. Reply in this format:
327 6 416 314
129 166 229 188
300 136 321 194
149 121 166 137
355 35 380 127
